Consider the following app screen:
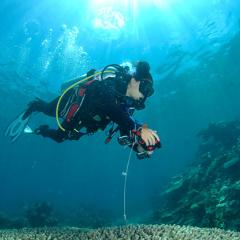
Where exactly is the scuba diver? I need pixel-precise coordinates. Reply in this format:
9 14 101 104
5 61 161 159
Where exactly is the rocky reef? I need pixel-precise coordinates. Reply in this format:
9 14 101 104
0 224 240 240
150 120 240 231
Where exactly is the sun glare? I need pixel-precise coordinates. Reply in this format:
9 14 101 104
90 0 172 9
141 0 171 9
89 0 176 41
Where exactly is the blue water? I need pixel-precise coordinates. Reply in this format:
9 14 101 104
0 0 240 227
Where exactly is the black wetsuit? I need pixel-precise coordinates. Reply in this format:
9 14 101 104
26 78 141 143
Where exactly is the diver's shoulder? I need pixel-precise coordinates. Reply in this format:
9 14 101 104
86 77 115 96
91 77 115 89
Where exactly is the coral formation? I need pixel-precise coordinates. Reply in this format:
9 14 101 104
0 224 240 240
74 205 116 228
25 202 58 228
0 203 115 230
0 213 24 229
150 120 240 231
0 213 12 229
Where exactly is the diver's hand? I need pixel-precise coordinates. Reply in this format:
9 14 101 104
137 144 153 155
135 144 153 160
139 125 160 147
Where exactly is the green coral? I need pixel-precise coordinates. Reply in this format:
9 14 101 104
150 120 240 231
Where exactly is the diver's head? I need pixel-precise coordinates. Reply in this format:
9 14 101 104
126 61 154 100
134 61 154 98
126 77 144 101
104 61 154 109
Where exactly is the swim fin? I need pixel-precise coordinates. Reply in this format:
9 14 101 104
5 111 31 142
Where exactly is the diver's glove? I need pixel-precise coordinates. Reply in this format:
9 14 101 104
136 124 160 147
118 124 161 160
133 125 161 159
134 144 154 160
34 125 50 137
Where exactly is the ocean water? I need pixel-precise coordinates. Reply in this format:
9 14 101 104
0 0 240 230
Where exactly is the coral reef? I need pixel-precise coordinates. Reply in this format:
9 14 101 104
25 202 58 228
197 121 240 161
0 213 13 229
0 203 115 230
0 202 58 229
149 120 240 231
0 224 240 240
74 205 116 228
0 213 24 229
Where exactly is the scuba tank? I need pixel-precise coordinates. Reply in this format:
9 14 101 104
60 69 96 92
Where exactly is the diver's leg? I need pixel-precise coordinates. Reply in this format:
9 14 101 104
23 97 60 119
35 124 86 143
35 125 66 143
23 89 74 120
5 95 69 142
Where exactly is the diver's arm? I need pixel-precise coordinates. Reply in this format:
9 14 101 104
102 103 137 136
102 102 161 157
88 81 137 135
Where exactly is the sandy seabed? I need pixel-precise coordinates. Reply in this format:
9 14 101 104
0 224 240 240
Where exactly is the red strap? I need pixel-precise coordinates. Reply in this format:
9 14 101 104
66 103 79 122
78 80 96 97
85 80 95 86
132 129 141 137
79 88 86 97
105 137 112 144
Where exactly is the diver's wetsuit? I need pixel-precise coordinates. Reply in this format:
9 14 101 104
25 78 141 143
